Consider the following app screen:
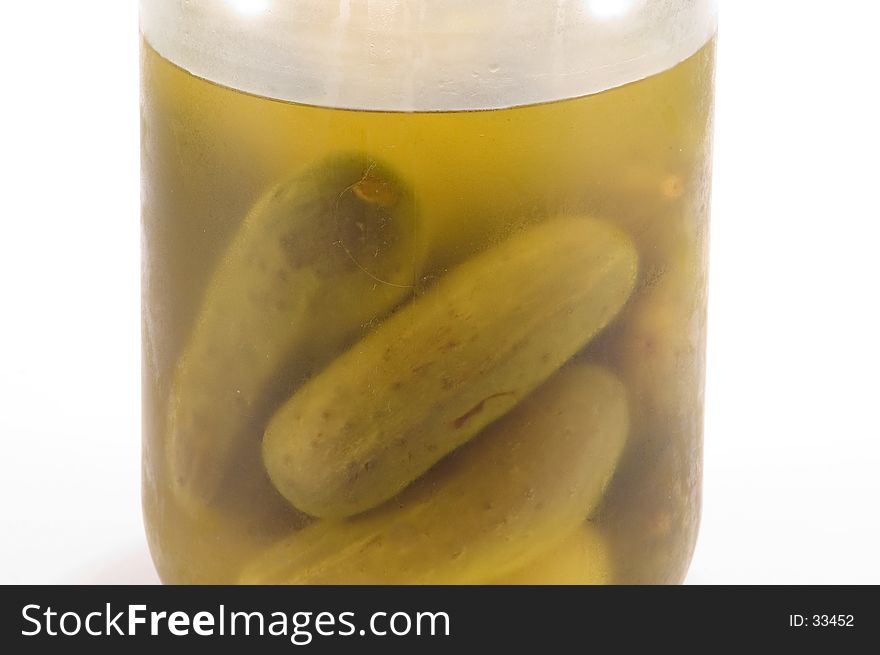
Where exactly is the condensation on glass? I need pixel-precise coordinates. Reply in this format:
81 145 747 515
141 0 717 584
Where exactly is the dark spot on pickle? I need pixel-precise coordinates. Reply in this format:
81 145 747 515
439 340 460 353
452 391 517 430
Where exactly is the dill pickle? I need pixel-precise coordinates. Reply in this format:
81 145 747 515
491 525 612 585
167 154 421 509
590 219 707 584
242 364 629 584
263 217 638 518
617 270 705 423
593 251 707 584
600 224 706 431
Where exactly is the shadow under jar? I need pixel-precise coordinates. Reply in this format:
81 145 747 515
140 0 717 584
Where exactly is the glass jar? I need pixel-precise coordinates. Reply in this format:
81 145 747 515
141 0 717 584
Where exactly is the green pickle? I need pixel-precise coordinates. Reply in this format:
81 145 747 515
142 36 714 584
263 216 637 518
166 155 421 510
243 364 628 584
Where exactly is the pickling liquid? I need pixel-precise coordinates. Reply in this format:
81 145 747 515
142 36 715 584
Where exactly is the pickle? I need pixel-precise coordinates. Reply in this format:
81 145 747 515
491 525 612 585
600 223 706 432
242 364 629 584
263 217 638 518
590 221 707 584
617 271 705 423
167 155 421 509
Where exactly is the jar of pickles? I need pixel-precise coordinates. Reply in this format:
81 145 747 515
141 0 717 584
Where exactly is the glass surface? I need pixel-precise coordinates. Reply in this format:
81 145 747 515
141 0 716 584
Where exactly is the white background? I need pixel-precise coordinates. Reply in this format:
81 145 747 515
1 2 879 585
